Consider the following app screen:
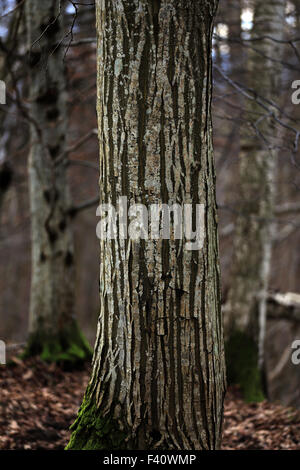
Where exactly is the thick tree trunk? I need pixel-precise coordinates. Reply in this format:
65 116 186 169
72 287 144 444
67 0 225 450
25 0 91 363
226 0 286 401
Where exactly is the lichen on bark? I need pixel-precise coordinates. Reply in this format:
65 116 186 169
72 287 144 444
23 319 92 365
225 331 264 403
66 391 127 450
25 0 91 364
68 0 225 450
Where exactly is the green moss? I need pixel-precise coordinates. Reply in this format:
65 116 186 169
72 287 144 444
66 393 127 450
225 330 264 403
23 320 92 366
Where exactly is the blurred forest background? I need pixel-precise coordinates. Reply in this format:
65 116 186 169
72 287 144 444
0 0 300 429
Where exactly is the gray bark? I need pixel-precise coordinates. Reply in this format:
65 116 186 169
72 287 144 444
68 0 225 450
25 0 90 361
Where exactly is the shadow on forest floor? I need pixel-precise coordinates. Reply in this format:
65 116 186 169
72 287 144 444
0 358 299 450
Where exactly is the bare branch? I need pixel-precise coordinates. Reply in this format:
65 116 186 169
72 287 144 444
275 202 300 215
69 196 99 216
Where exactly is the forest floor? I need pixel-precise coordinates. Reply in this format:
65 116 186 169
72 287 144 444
0 358 299 450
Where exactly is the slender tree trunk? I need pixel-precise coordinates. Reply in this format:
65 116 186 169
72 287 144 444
0 7 24 211
292 0 300 29
67 0 225 450
227 0 243 79
25 0 91 363
226 0 286 401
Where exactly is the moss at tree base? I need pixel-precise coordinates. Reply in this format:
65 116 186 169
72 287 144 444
23 320 92 366
66 394 127 450
225 330 264 403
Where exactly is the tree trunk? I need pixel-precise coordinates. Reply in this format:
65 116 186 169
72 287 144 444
0 7 24 211
226 0 286 401
67 0 225 450
227 0 243 80
292 0 300 29
25 0 91 363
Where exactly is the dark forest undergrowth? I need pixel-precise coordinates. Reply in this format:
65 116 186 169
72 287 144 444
0 358 299 450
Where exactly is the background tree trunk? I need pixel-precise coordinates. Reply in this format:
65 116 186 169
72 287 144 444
67 0 225 450
0 7 23 211
227 0 243 80
25 0 91 363
225 0 286 401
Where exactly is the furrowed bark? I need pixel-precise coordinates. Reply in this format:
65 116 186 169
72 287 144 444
25 0 91 363
226 0 286 401
67 0 225 450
